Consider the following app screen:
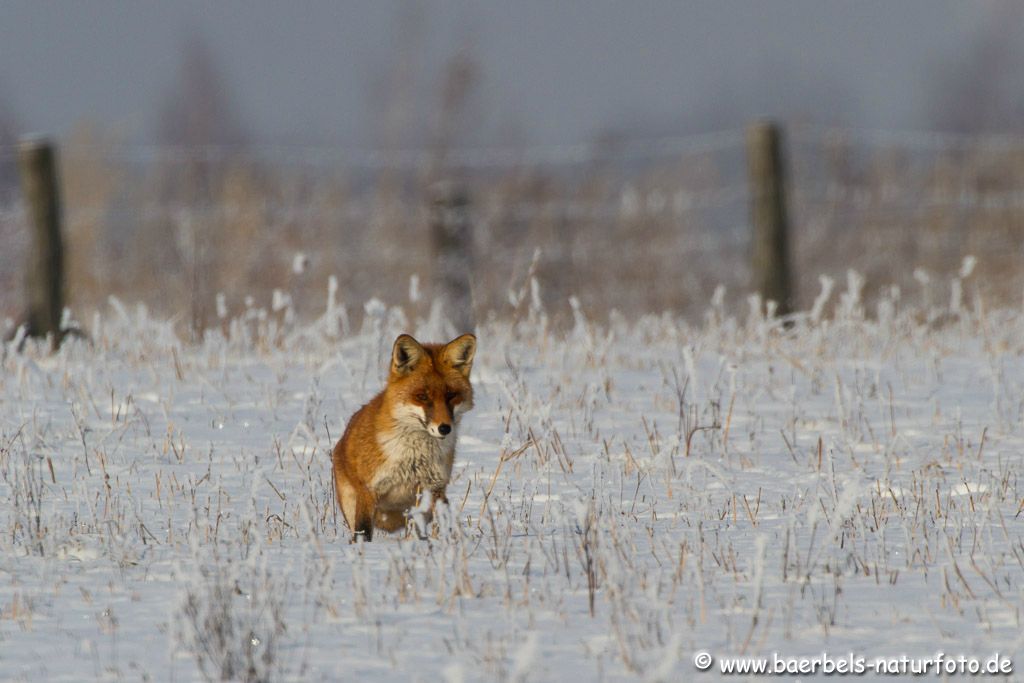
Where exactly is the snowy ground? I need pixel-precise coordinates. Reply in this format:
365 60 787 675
1 276 1023 681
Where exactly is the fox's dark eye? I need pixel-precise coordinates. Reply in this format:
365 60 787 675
415 392 429 402
445 391 458 401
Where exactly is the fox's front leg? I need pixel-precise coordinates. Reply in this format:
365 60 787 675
428 487 450 538
337 475 376 542
351 494 375 542
408 486 447 539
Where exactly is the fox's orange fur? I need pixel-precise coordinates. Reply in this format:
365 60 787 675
332 333 476 541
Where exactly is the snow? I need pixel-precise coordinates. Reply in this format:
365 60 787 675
1 283 1023 681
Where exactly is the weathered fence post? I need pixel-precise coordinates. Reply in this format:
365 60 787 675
17 137 65 343
746 121 793 316
429 180 475 334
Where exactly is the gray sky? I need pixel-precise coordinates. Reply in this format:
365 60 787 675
0 1 1007 148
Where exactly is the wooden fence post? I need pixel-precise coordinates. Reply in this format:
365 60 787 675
429 180 475 334
746 121 793 316
17 137 65 343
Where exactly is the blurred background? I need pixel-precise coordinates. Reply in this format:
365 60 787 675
2 1 1024 333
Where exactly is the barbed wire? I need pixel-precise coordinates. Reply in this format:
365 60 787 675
791 124 1024 152
20 128 745 170
791 186 1024 212
5 124 1024 233
5 123 1024 167
6 182 1024 227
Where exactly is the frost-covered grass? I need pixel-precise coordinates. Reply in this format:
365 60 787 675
1 273 1023 681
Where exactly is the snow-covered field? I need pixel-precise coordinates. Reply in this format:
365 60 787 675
2 275 1023 681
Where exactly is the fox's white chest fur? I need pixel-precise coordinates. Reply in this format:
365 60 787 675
371 422 457 509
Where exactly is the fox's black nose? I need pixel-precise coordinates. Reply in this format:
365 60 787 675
438 423 451 435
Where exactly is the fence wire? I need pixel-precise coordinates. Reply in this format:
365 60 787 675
1 126 1023 328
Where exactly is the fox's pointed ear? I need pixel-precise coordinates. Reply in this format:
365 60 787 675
391 334 426 376
442 333 476 378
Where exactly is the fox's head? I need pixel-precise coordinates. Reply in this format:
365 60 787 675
385 333 476 439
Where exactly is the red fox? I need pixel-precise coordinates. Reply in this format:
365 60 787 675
332 333 476 541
